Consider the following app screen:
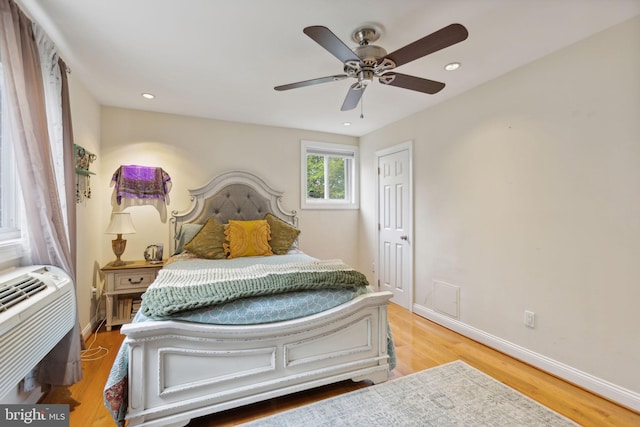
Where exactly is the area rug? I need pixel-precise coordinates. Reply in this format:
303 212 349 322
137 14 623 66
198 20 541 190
242 361 578 426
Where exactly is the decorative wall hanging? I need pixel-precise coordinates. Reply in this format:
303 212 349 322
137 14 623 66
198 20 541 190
111 165 172 222
75 144 96 203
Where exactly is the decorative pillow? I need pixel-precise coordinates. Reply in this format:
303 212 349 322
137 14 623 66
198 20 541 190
264 213 300 255
183 217 227 259
174 223 204 254
223 219 273 258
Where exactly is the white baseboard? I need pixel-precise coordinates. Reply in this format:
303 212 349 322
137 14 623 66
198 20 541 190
81 313 99 340
412 303 640 413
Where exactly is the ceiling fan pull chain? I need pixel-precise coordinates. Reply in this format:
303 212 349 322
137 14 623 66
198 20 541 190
360 94 364 119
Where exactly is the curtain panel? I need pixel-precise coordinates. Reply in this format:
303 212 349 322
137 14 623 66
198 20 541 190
0 0 82 386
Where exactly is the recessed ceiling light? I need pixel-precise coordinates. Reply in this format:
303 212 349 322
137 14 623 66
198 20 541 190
343 122 352 126
444 62 461 71
141 92 155 99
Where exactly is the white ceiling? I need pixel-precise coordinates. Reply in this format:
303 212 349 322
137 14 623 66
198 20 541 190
18 0 640 137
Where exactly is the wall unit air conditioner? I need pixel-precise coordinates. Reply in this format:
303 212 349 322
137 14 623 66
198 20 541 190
0 265 75 401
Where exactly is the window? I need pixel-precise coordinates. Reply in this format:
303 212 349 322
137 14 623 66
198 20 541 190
301 140 359 210
0 62 25 267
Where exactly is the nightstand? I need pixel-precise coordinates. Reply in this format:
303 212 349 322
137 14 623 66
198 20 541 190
101 260 164 331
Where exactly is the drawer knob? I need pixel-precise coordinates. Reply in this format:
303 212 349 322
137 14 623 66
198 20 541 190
128 277 144 285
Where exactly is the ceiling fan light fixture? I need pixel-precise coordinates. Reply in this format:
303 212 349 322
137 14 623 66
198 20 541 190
357 69 374 85
444 62 461 71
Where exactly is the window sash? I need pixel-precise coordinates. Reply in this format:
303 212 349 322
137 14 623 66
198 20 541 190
305 154 351 201
306 148 356 158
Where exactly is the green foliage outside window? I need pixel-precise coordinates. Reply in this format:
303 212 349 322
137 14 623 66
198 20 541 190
328 157 345 199
306 155 346 200
306 155 324 199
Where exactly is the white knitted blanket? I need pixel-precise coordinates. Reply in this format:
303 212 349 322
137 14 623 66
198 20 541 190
141 259 369 318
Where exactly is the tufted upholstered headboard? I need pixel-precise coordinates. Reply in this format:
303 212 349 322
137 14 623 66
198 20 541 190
169 170 297 254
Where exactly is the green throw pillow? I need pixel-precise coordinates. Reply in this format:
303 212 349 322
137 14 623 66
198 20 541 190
183 217 227 259
264 213 300 255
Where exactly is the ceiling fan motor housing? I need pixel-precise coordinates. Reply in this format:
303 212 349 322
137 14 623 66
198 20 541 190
354 44 387 64
346 44 396 85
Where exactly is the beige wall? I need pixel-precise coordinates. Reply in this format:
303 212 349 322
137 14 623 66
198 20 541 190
98 107 360 271
359 16 640 396
69 75 102 336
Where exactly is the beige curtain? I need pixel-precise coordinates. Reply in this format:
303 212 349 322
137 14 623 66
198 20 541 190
60 57 77 275
0 0 82 386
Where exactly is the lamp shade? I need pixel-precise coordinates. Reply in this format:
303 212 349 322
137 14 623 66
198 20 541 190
105 212 136 235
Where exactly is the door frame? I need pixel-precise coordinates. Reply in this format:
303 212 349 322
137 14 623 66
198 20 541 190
375 140 414 311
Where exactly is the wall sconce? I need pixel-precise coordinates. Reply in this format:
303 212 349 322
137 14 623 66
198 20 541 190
105 212 136 266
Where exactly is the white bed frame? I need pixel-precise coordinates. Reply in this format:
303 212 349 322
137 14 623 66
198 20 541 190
121 171 393 426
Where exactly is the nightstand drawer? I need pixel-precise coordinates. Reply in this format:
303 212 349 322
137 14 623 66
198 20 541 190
102 260 164 330
113 269 157 290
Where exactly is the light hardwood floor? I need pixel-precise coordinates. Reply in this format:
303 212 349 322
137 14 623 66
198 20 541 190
41 303 640 426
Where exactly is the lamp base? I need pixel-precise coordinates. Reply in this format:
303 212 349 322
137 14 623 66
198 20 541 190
112 234 127 267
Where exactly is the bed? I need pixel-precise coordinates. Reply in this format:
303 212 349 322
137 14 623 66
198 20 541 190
104 170 394 427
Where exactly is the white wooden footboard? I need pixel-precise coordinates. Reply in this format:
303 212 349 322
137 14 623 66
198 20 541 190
121 291 393 427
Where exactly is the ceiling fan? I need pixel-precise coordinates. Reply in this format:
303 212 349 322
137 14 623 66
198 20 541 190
275 23 469 111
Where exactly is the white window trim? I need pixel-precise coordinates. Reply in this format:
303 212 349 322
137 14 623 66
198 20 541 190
300 140 359 210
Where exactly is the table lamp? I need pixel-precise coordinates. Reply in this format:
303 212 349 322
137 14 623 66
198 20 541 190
105 212 136 266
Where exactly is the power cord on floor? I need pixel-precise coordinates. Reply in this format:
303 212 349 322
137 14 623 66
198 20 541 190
81 309 110 361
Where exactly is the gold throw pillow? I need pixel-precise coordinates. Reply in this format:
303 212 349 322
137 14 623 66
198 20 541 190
223 219 273 258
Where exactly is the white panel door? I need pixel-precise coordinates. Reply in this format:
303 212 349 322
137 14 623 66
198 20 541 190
377 146 412 309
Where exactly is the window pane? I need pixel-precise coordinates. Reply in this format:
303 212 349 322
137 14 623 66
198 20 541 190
306 154 324 199
327 156 346 200
0 63 21 241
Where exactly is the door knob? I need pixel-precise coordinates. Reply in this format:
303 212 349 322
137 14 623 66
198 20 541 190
400 235 408 241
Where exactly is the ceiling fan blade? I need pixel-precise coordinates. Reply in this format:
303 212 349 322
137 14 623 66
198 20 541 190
341 83 366 111
275 75 348 91
384 23 468 68
304 26 361 64
379 73 445 94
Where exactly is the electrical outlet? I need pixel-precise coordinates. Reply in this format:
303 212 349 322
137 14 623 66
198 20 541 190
524 310 535 328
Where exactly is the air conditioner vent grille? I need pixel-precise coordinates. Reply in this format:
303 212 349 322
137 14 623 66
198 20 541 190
0 275 47 312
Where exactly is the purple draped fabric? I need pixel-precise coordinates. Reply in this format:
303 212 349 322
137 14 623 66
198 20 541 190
112 165 171 204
